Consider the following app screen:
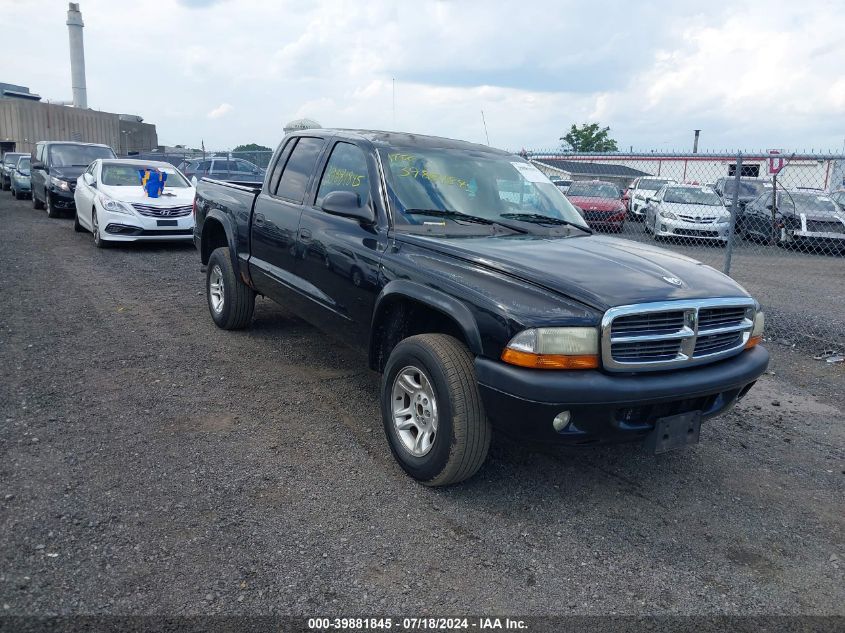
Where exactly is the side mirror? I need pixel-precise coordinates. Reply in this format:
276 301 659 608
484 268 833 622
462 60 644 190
32 160 44 170
321 190 374 224
83 172 95 186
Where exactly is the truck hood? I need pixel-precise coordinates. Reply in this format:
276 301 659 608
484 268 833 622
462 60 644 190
397 233 749 311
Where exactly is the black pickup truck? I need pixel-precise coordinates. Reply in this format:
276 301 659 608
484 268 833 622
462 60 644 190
194 130 769 486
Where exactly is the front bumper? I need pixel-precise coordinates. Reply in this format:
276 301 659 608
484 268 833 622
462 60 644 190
100 208 195 242
49 188 76 209
476 346 769 445
13 177 31 191
655 217 730 240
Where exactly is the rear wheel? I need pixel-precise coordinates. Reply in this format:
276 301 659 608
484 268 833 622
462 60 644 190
206 247 255 330
32 189 44 210
381 334 491 486
73 209 84 232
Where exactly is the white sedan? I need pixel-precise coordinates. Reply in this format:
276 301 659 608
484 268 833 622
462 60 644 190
73 159 195 248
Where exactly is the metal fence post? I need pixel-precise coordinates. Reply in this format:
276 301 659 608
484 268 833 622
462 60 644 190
723 152 743 275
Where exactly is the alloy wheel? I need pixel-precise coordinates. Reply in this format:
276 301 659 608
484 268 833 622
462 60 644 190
391 365 439 457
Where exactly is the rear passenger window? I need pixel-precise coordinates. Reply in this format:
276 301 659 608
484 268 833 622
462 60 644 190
268 139 294 194
275 137 324 203
316 143 370 207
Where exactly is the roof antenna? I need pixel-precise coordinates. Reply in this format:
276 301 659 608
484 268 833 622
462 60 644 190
481 110 490 146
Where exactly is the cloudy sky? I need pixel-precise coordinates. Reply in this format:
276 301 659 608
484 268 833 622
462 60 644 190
3 0 844 152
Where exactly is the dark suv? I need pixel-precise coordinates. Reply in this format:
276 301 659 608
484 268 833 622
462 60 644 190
31 141 116 217
178 157 265 183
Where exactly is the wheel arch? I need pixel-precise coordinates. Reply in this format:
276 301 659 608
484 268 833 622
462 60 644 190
368 280 484 372
200 211 237 266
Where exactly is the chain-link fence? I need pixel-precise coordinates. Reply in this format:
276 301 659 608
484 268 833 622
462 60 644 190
527 150 845 355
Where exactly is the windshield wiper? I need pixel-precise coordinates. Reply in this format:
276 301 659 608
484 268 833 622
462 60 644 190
499 212 592 234
404 208 527 233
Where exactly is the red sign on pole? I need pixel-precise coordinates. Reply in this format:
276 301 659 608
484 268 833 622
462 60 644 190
768 150 784 175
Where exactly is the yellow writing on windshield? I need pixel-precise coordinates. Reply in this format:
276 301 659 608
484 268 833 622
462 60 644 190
388 153 416 163
398 166 469 190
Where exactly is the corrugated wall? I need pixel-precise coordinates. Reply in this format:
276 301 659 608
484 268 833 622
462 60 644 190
0 100 158 155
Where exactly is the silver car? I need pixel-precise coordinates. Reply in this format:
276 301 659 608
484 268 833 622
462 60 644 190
644 185 732 243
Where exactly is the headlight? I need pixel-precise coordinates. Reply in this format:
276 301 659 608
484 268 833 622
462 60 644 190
746 311 765 349
716 214 731 223
659 209 677 220
50 176 70 191
501 327 599 369
97 193 134 215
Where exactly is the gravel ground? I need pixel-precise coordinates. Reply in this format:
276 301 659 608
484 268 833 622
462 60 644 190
0 194 843 618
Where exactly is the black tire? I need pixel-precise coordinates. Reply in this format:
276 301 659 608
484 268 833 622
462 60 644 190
381 334 491 486
206 247 255 330
92 209 109 249
46 194 60 218
73 209 84 232
351 267 363 287
32 190 44 210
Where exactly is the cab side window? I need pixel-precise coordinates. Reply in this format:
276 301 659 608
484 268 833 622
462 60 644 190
275 137 324 203
315 142 370 207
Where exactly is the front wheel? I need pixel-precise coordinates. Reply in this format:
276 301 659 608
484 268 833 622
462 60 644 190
73 209 84 232
46 194 60 218
381 334 491 486
32 190 44 210
206 247 255 330
92 208 109 248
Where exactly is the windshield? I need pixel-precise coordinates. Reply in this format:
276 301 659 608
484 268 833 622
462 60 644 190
17 157 31 173
49 144 115 167
4 153 25 166
780 193 838 214
638 179 672 191
663 187 722 205
379 148 587 228
101 164 191 187
566 183 619 198
724 180 771 196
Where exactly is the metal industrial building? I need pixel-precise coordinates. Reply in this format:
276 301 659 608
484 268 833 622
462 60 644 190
0 96 157 157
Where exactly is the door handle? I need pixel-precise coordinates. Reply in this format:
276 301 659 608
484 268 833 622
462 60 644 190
300 228 312 239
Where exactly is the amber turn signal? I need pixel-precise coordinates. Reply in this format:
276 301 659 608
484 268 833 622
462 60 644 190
501 348 600 370
745 335 762 350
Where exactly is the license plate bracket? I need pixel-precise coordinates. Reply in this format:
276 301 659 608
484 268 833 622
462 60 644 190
157 219 177 227
645 411 702 454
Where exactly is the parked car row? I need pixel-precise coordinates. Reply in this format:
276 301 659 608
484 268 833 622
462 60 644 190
550 171 845 252
3 141 197 247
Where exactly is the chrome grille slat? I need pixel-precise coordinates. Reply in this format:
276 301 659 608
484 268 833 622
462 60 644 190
131 203 192 218
601 298 756 372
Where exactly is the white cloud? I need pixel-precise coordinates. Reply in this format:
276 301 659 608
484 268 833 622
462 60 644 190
206 103 233 120
1 0 843 152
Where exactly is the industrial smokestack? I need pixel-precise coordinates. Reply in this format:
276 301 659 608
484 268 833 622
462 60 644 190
692 129 701 154
66 2 87 109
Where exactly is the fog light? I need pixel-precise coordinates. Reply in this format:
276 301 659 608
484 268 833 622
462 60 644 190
553 411 571 432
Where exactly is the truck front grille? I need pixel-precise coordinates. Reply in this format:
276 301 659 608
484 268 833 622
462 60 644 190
601 299 756 372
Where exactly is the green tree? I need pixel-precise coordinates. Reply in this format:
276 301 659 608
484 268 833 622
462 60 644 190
560 123 618 153
232 143 274 168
